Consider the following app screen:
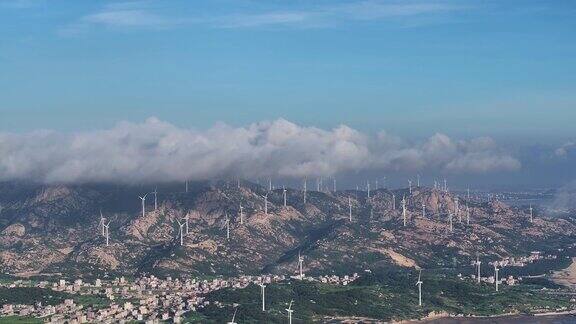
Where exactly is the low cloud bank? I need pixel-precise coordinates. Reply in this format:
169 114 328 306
0 118 520 184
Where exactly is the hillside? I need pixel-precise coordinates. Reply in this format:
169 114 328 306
0 181 575 279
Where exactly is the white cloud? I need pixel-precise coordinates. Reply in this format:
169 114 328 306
555 141 576 158
0 118 520 184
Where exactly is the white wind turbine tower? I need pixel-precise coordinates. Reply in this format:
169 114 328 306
103 220 111 246
316 178 321 191
99 210 106 237
139 194 148 218
408 180 412 194
225 214 230 240
422 203 426 218
448 212 453 232
402 196 407 226
176 219 185 246
239 204 244 225
185 180 188 193
417 174 420 187
467 188 470 200
184 213 190 235
152 187 158 211
375 179 379 190
348 196 352 222
262 193 269 215
298 251 304 279
283 187 287 207
333 178 336 192
494 262 500 291
476 256 482 284
227 307 238 324
392 193 396 210
303 177 307 204
416 270 423 306
258 283 266 312
269 178 272 191
286 300 294 324
367 180 370 198
529 204 533 223
466 205 470 225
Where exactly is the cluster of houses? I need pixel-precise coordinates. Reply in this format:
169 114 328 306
0 272 359 323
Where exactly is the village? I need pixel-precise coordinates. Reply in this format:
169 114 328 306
0 272 359 323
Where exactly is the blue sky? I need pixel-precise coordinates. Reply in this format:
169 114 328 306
1 0 575 140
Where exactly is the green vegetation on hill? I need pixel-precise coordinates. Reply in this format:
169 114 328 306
0 316 42 324
0 287 71 307
196 267 574 323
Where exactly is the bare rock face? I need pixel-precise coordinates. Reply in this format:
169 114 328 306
2 223 25 237
0 182 575 277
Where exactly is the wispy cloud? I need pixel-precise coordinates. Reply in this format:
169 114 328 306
210 0 473 29
60 0 474 34
60 1 186 35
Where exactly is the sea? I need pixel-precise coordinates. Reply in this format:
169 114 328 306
422 314 576 324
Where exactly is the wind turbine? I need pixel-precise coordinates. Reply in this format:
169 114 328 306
152 187 158 211
258 283 266 312
348 196 352 222
416 270 423 306
529 204 533 223
184 213 190 235
333 178 336 192
239 204 244 225
494 263 500 292
408 180 412 194
99 210 106 237
466 205 470 225
298 251 304 279
422 203 426 218
375 179 379 190
392 193 396 210
139 194 148 218
283 187 287 207
367 180 370 198
176 219 185 246
225 214 230 240
448 212 453 232
269 178 272 191
402 196 407 226
227 307 238 324
103 221 111 246
467 188 470 200
286 300 294 324
262 193 269 215
417 174 420 187
185 180 188 193
444 179 447 192
476 256 482 284
303 177 307 204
